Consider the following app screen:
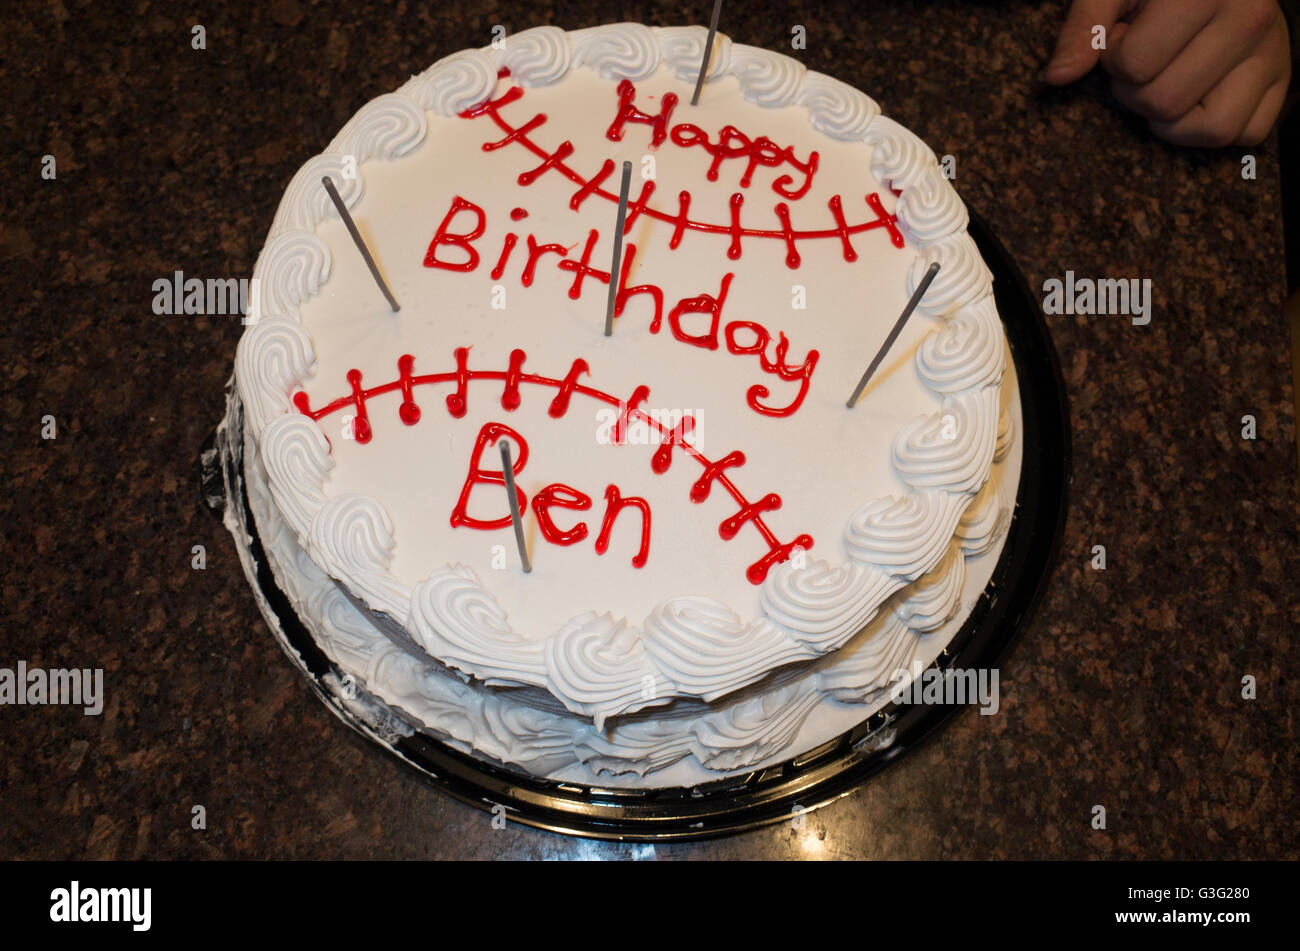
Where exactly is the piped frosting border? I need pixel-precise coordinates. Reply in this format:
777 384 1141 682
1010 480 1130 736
234 23 1005 728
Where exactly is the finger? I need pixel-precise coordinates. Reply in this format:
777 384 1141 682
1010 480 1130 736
1145 54 1273 147
1101 0 1217 85
1042 0 1136 85
1237 6 1294 143
1236 78 1288 145
1107 13 1266 123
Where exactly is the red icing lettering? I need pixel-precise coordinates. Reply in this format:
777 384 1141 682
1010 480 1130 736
424 197 485 271
300 351 816 586
533 484 592 545
720 492 782 541
613 243 664 333
522 233 567 286
518 138 575 186
557 229 610 300
746 333 819 417
490 232 518 280
667 120 819 199
747 535 814 586
457 77 902 266
595 484 651 568
669 272 733 350
450 421 529 530
606 79 678 147
571 159 615 211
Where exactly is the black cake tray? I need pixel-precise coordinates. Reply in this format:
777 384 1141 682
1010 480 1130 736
199 208 1070 841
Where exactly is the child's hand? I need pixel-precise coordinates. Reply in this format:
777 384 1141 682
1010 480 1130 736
1043 0 1292 147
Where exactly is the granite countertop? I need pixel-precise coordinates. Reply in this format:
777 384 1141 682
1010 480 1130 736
2 0 1296 860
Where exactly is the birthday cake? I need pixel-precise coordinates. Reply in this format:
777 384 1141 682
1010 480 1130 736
228 23 1022 786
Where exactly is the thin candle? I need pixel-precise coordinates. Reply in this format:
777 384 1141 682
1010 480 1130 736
846 261 942 408
321 175 401 313
498 440 532 573
690 0 725 107
604 160 633 337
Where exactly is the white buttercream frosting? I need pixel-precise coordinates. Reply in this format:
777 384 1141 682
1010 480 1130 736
329 94 429 160
408 565 548 685
493 26 573 86
658 25 732 81
252 231 331 323
725 43 806 106
270 155 363 238
260 413 333 543
864 116 938 189
399 50 498 115
234 318 316 434
571 22 660 80
896 166 970 245
907 232 994 317
230 23 1022 781
797 72 880 140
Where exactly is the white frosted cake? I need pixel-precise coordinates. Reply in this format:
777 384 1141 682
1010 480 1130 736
227 23 1022 786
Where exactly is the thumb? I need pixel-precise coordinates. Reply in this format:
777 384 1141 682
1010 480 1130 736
1042 0 1133 85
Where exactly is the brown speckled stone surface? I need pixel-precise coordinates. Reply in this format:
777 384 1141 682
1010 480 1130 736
1 0 1296 860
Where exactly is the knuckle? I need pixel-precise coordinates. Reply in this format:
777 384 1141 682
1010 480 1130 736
1136 85 1189 122
1113 45 1160 84
1242 1 1278 40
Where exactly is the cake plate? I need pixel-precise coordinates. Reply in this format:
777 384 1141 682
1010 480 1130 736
200 208 1069 842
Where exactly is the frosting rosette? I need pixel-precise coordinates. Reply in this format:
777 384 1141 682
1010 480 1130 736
726 45 806 106
330 94 428 160
400 49 497 115
845 493 965 581
544 612 666 727
957 479 1011 556
895 165 969 245
907 233 994 318
270 154 363 237
571 22 659 80
760 558 895 649
260 414 333 541
915 296 1006 394
640 598 810 701
309 494 411 624
893 388 1000 496
864 115 937 189
797 72 879 140
493 26 572 86
893 543 965 632
234 317 316 433
408 565 547 684
658 25 732 81
252 231 331 323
